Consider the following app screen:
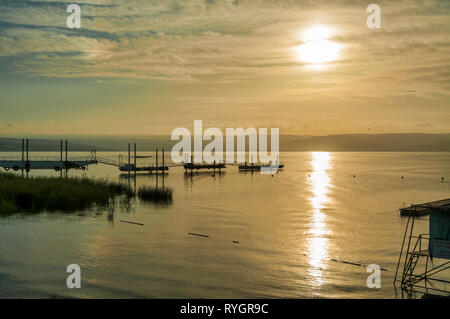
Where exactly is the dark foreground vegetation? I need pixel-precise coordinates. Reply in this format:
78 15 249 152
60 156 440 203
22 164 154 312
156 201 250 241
137 186 173 203
0 172 134 215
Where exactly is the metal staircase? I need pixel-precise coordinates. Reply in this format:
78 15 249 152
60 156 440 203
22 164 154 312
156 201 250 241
394 211 450 298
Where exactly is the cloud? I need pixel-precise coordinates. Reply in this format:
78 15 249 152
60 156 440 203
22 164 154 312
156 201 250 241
0 1 449 137
0 0 447 92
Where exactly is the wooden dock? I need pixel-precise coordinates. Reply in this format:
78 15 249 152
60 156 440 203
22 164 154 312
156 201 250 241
399 198 450 217
97 145 171 174
183 162 226 174
238 163 284 171
0 139 97 174
184 163 226 170
0 159 97 171
119 164 169 173
1 139 286 177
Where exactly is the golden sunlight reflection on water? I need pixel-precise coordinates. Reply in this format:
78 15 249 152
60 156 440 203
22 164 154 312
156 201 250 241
307 152 332 288
2 152 449 298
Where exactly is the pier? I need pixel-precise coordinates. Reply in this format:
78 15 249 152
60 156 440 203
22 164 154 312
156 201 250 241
0 139 97 176
1 139 285 176
238 163 285 171
184 162 226 174
97 144 169 174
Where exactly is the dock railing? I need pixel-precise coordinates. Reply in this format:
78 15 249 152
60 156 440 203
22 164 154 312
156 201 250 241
0 155 96 162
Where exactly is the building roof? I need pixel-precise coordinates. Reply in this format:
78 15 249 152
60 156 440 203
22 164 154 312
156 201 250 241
400 198 450 216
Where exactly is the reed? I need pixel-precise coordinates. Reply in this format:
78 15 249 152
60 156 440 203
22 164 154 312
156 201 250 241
137 186 173 203
0 172 134 215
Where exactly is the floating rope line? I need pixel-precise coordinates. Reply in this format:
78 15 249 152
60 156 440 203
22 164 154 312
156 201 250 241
301 253 390 272
120 220 144 226
188 232 210 238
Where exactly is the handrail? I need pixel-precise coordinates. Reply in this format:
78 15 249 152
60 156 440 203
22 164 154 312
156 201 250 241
0 156 95 161
96 157 120 167
394 214 411 285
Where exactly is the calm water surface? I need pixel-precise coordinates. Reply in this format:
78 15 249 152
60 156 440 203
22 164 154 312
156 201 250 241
0 152 449 298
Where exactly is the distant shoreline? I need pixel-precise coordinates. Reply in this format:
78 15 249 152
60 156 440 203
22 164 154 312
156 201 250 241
1 133 449 152
1 150 450 153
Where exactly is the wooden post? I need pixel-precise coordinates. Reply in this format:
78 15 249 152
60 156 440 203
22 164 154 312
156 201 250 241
162 148 165 187
65 140 68 178
155 148 158 186
134 143 137 177
60 140 63 178
26 138 29 171
26 139 29 179
128 143 131 176
128 144 130 166
21 139 24 177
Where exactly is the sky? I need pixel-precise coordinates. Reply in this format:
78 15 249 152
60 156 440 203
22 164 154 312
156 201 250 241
0 0 449 136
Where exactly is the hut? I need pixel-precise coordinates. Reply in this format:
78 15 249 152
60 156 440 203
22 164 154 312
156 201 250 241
394 199 450 298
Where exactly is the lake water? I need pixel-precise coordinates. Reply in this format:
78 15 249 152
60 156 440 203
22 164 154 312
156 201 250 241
0 152 449 298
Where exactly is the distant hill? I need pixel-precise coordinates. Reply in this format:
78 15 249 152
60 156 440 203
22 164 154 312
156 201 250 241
280 134 450 151
0 134 449 152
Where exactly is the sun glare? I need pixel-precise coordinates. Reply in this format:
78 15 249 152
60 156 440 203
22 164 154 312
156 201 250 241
297 25 340 65
304 25 331 41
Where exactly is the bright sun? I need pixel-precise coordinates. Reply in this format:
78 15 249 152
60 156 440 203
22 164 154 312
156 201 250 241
297 25 340 65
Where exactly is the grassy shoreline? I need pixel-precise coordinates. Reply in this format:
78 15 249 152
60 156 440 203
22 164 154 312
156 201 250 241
137 186 173 204
0 172 134 215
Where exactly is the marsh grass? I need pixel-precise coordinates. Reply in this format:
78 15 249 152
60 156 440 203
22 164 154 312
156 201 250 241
0 172 134 215
137 186 173 203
